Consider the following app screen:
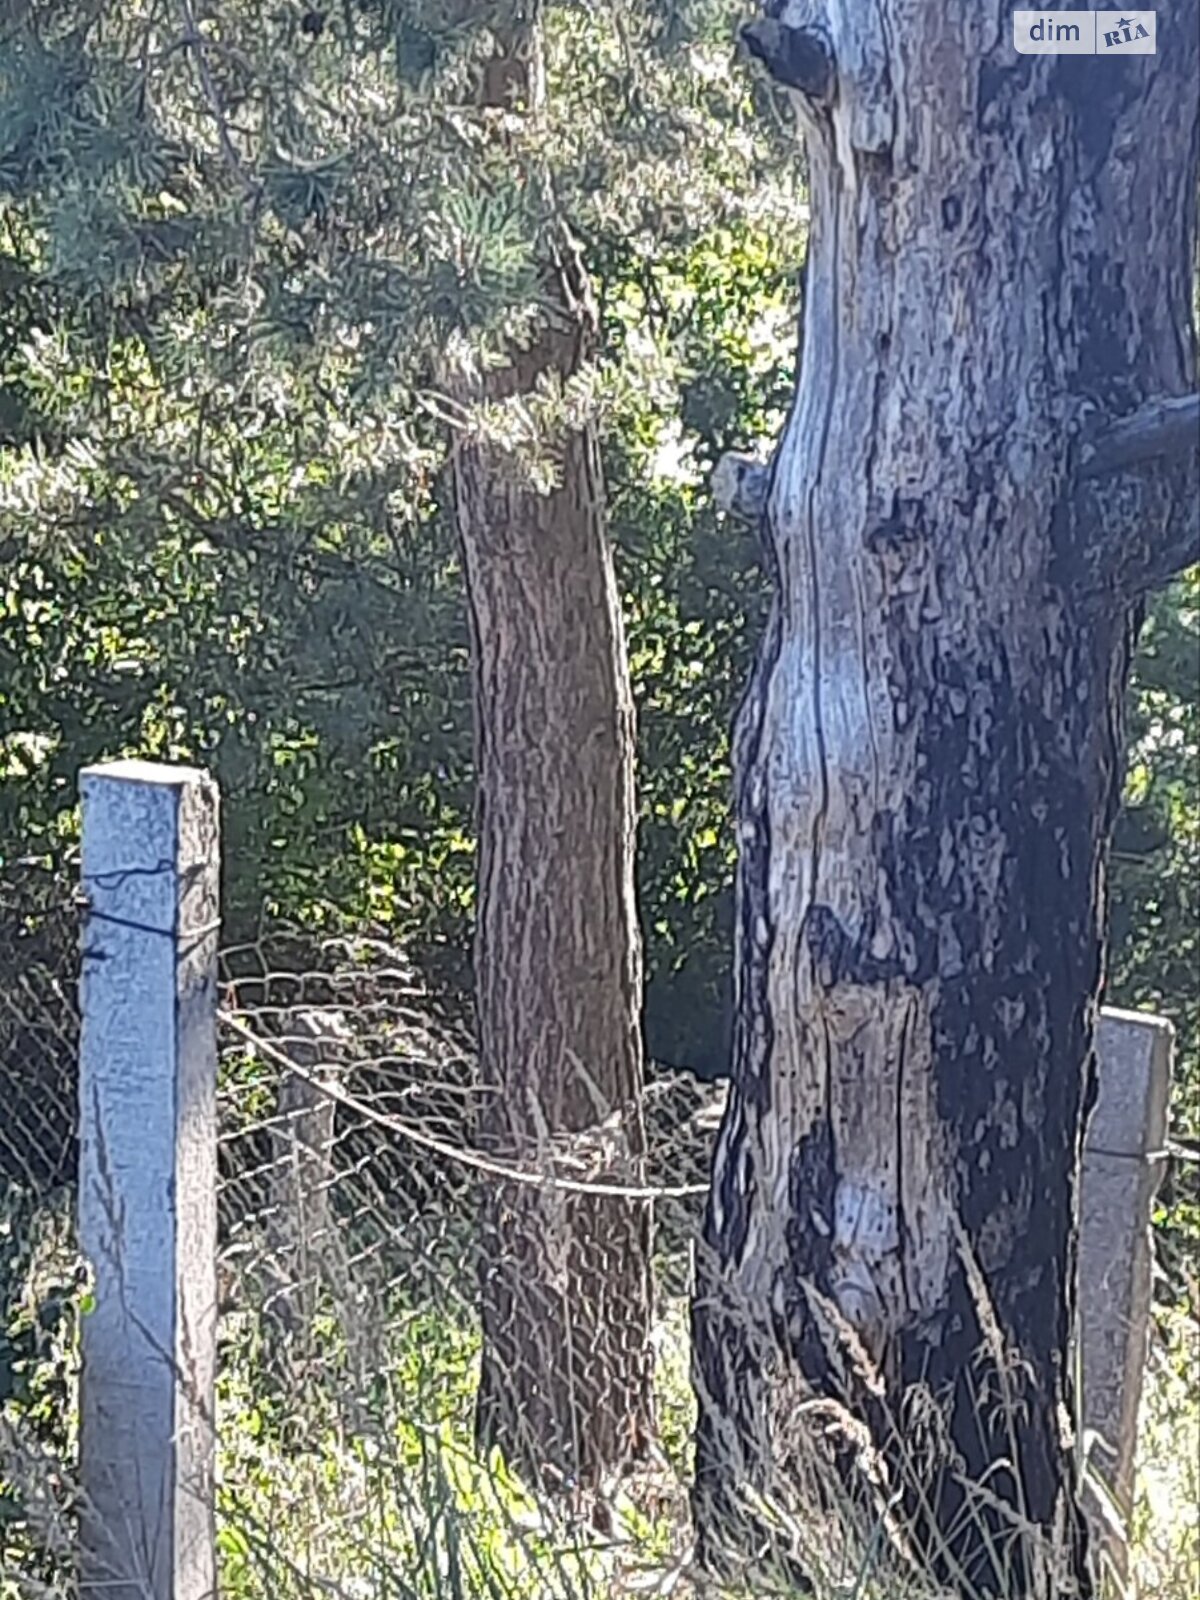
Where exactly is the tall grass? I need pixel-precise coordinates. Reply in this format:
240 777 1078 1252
207 1286 1199 1600
1128 1301 1200 1600
2 1182 1197 1600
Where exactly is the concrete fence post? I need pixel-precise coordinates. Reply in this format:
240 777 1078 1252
77 760 220 1600
1079 1006 1173 1591
264 1007 352 1342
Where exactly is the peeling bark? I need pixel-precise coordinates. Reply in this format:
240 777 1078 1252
693 4 1199 1594
449 13 653 1492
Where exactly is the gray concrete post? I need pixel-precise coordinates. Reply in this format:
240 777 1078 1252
1079 1006 1173 1592
265 1007 351 1339
77 760 219 1600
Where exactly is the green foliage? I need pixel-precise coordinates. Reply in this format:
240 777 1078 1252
0 4 1196 1200
213 1289 676 1599
0 0 801 986
1108 570 1200 1248
2 0 1197 1176
0 1186 80 1585
603 221 796 1070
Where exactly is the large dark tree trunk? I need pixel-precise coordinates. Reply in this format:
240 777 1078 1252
693 4 1199 1595
449 13 653 1494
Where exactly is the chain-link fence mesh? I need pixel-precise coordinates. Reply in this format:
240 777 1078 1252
7 871 1197 1600
2 871 730 1598
1 862 80 1198
212 923 726 1596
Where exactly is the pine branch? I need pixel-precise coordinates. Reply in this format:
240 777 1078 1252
177 0 256 194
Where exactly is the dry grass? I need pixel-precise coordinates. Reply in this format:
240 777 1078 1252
1128 1301 1200 1600
3 1287 1198 1599
3 1182 1198 1600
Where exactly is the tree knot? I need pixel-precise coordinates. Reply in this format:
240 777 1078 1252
741 19 836 105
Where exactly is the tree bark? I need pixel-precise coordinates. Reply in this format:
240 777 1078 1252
693 5 1198 1595
449 12 653 1494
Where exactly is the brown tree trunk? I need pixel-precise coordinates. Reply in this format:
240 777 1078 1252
693 5 1199 1595
449 13 653 1494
